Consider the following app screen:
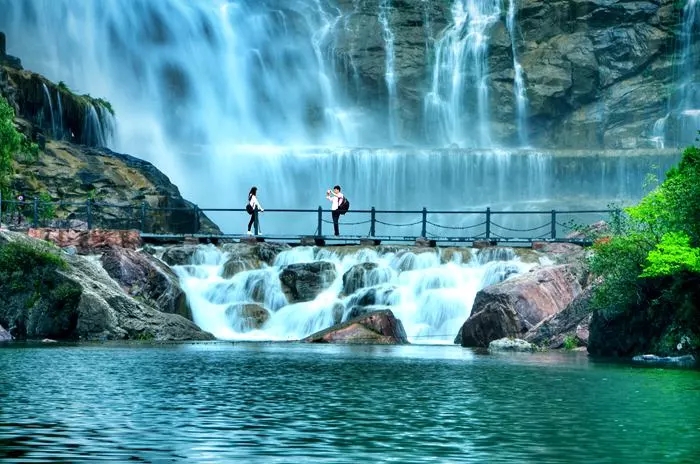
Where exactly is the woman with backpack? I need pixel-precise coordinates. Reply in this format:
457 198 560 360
246 186 264 235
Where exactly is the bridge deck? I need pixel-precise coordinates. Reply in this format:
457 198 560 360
140 233 592 247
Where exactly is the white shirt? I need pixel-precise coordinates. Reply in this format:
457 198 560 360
249 194 263 211
327 192 344 211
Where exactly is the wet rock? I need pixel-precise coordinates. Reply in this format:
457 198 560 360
304 309 408 345
222 258 257 278
221 242 291 266
342 262 378 295
488 338 535 352
161 245 199 266
0 324 10 341
100 246 191 320
632 354 697 366
279 261 337 303
525 285 595 349
458 264 582 347
225 303 270 331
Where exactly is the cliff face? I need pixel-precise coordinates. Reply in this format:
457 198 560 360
332 0 696 149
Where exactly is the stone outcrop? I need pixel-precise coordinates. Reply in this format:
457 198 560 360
28 228 142 254
0 230 213 341
8 140 220 235
99 246 191 320
458 264 582 347
525 285 595 349
279 261 337 303
304 309 408 344
0 324 10 341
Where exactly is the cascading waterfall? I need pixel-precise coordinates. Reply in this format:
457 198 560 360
379 0 398 144
40 82 56 138
424 0 501 147
174 245 538 343
677 0 700 143
55 90 64 139
506 0 528 146
653 0 699 147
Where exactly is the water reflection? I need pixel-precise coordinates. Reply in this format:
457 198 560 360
0 343 698 463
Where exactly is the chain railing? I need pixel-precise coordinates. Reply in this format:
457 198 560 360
0 197 615 242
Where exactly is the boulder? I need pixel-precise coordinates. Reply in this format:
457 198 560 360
0 324 10 341
304 309 408 345
99 246 191 320
161 245 199 266
225 303 270 331
525 284 596 349
279 261 337 303
28 228 141 254
342 262 378 295
458 264 582 347
488 338 535 352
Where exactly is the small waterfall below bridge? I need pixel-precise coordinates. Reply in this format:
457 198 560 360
174 245 538 343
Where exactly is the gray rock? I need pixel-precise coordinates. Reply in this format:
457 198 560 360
488 337 535 352
0 324 11 341
279 261 337 303
458 264 582 347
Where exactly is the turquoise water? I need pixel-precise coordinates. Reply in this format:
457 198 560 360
1 343 698 463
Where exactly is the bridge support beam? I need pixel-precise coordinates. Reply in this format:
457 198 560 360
472 240 498 248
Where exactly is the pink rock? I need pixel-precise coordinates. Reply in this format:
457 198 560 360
305 309 408 345
27 228 142 254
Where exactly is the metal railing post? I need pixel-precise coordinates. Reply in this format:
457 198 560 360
317 206 323 236
485 207 491 239
33 196 38 227
370 207 376 237
551 210 557 239
421 207 427 237
86 199 92 230
140 201 147 233
253 208 259 235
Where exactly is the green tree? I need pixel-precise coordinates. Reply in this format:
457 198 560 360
0 95 22 202
588 144 700 355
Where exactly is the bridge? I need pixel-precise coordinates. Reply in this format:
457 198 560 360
0 197 614 247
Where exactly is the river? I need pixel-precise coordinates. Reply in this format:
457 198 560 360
1 343 698 463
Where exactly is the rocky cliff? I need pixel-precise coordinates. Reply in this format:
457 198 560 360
333 0 697 148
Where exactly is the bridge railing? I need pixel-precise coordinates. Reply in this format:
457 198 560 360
1 196 615 242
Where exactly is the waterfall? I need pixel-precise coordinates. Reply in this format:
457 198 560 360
506 0 528 146
655 0 700 147
55 90 64 140
424 0 501 147
677 0 700 144
174 245 537 343
40 82 56 138
379 0 398 144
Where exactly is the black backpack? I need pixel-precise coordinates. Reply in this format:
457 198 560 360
338 197 349 215
246 203 254 214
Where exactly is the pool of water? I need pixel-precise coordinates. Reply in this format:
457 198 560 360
1 343 698 463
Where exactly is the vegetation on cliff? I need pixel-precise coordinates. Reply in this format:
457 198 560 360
0 239 82 339
588 143 700 357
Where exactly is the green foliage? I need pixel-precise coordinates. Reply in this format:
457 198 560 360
0 96 22 201
589 143 700 354
563 335 577 350
38 191 56 220
641 232 700 277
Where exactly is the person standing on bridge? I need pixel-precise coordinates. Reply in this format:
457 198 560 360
326 185 344 236
247 186 264 235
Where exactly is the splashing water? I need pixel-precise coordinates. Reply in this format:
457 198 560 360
174 245 538 343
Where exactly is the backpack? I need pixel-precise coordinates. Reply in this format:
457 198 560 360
246 203 254 215
338 196 349 215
